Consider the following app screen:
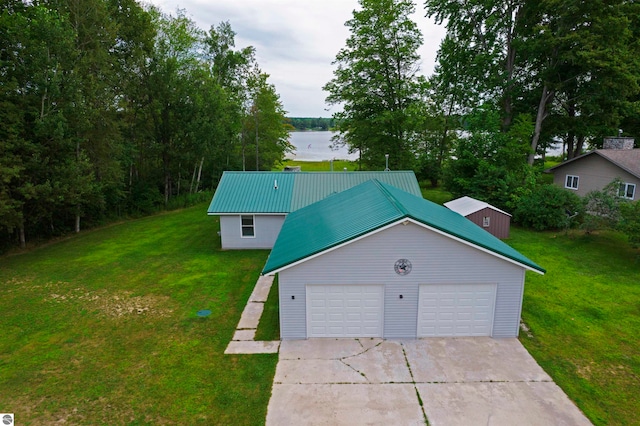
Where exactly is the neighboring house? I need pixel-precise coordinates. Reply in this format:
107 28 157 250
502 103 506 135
207 171 422 249
546 139 640 201
444 196 511 239
262 180 544 340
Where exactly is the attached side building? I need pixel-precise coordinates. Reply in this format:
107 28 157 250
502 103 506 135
263 180 544 340
207 171 422 249
444 196 512 239
546 148 640 201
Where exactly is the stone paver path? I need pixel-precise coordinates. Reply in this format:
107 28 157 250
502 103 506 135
224 275 280 354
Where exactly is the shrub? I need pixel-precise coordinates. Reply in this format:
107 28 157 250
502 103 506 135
582 179 625 233
513 184 584 231
619 201 640 248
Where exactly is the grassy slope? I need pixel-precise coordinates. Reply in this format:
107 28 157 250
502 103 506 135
509 228 640 425
0 204 276 425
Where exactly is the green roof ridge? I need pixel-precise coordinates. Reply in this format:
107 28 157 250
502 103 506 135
372 179 410 217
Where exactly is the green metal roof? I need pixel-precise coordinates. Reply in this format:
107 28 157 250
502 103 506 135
207 172 295 213
262 180 545 275
207 171 421 214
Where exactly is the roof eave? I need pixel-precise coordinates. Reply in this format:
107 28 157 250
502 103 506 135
262 216 545 276
545 150 640 180
262 217 404 275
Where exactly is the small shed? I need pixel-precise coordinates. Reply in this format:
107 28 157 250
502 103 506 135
444 196 512 239
262 180 544 340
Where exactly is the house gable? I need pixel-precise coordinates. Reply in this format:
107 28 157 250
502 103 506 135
548 151 640 200
263 180 544 275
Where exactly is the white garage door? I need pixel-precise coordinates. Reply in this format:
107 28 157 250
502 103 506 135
307 285 383 338
418 284 496 337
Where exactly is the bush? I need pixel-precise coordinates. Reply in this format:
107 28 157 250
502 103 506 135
513 184 584 231
619 201 640 248
582 180 624 233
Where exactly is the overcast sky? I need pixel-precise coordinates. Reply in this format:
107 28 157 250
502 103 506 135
146 0 447 117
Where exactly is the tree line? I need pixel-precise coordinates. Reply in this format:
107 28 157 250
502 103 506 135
1 0 291 249
288 117 336 131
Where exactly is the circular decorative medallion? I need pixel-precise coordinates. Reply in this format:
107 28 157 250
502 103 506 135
394 259 412 276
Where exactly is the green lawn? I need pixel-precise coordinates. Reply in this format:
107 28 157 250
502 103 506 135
420 183 454 205
509 228 640 425
0 204 277 425
2 201 638 425
276 159 357 171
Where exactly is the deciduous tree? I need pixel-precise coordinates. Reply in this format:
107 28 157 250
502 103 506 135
324 0 426 170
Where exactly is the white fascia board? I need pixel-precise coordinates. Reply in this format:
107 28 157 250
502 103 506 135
265 217 543 276
208 212 288 216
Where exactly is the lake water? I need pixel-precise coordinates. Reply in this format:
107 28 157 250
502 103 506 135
287 131 358 161
288 130 562 161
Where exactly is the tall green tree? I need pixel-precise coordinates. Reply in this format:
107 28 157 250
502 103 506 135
425 0 525 130
324 0 426 170
241 69 292 171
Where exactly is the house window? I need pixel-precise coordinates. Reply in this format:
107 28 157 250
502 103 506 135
241 215 255 237
619 183 636 200
565 175 579 190
482 216 490 227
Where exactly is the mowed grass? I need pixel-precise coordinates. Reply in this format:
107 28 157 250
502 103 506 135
276 159 357 171
420 183 453 205
0 204 277 425
509 228 640 425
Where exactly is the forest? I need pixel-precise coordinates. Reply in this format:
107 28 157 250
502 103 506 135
3 0 640 250
0 0 291 249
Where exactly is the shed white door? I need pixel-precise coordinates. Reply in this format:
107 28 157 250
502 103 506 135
417 284 496 337
307 285 383 337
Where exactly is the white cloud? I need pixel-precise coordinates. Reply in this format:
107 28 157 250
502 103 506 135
147 0 446 116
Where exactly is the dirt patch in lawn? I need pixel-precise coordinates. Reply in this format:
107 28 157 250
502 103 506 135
45 284 174 319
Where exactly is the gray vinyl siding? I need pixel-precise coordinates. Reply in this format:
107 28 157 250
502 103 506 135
552 154 640 200
278 277 306 339
466 208 511 239
219 215 285 249
384 284 418 338
277 222 525 339
493 268 525 337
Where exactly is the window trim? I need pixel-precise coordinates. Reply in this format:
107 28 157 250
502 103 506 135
240 215 255 238
482 216 491 228
619 182 636 200
565 174 579 190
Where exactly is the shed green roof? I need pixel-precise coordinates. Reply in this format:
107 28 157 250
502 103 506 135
262 180 545 275
207 171 421 214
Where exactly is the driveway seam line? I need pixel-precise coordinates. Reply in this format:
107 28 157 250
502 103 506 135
401 342 430 425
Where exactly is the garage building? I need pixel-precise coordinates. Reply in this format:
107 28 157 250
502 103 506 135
262 180 545 339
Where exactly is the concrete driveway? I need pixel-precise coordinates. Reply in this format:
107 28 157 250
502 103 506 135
266 338 591 426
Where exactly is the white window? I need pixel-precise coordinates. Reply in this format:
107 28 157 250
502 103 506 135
241 215 255 237
619 183 636 200
565 175 579 189
482 216 490 227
